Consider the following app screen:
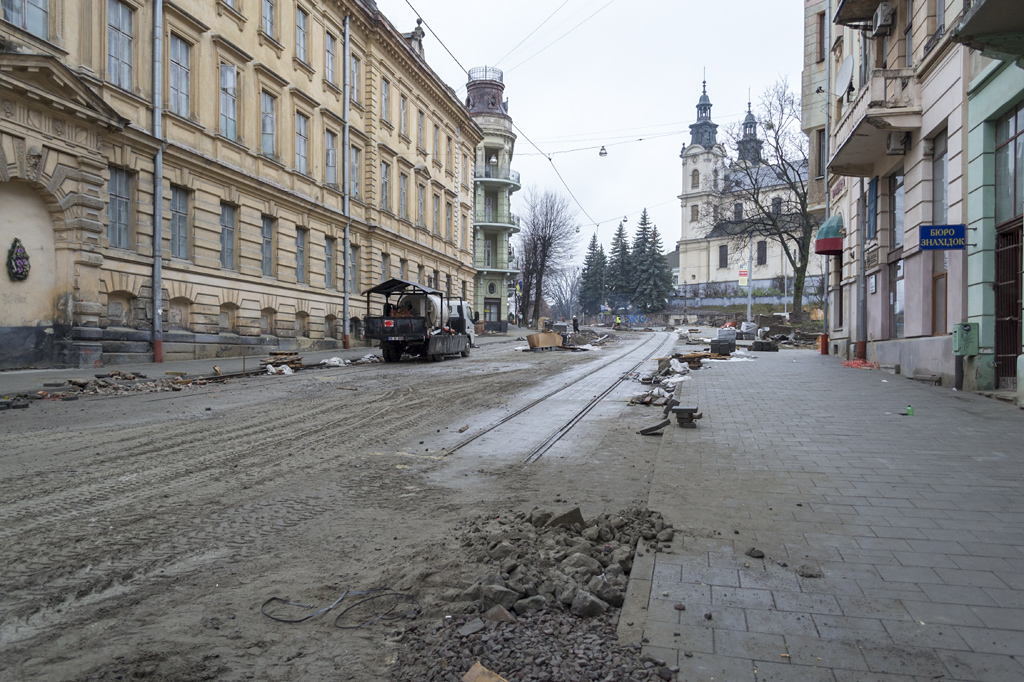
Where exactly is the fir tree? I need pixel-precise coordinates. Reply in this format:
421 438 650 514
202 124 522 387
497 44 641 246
606 222 632 310
632 211 675 311
629 209 654 297
579 234 607 316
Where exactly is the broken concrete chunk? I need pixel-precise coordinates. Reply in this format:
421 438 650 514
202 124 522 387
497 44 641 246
513 595 548 615
571 590 610 617
489 541 517 561
480 585 520 610
797 564 824 578
481 604 517 623
457 618 486 637
546 507 585 530
745 547 765 559
560 552 602 575
656 529 674 543
587 575 624 607
529 509 554 527
638 419 671 435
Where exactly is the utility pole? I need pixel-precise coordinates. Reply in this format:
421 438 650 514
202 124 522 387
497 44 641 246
746 232 754 322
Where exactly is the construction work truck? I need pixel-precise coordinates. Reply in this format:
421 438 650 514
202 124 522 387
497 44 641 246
363 278 474 362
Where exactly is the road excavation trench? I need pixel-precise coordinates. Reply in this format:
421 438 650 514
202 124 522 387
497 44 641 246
0 332 674 681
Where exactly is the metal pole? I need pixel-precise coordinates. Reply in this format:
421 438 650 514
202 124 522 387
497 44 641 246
342 14 351 349
151 0 164 363
822 0 833 341
746 232 754 321
857 177 867 359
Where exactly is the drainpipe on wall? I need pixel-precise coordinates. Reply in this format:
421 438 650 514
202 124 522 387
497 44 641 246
151 0 164 362
822 0 832 344
341 14 352 349
857 177 867 359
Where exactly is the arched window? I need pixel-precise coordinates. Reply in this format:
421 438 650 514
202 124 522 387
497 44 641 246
691 169 700 188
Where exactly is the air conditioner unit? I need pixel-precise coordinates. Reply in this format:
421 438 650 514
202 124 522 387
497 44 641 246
886 131 908 155
872 2 894 37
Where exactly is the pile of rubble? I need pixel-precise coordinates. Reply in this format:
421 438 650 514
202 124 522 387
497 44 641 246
1 374 208 409
390 506 677 681
629 357 692 407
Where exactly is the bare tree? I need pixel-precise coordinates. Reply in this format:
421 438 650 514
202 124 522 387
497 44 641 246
696 78 820 321
546 266 581 320
514 189 579 327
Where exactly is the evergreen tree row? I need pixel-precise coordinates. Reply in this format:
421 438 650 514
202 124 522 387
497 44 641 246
578 208 674 315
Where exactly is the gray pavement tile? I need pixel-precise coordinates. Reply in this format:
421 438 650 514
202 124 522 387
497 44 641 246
676 604 748 632
773 590 844 616
857 585 929 603
784 633 870 671
906 539 968 554
672 652 756 682
918 583 999 606
881 619 972 650
982 588 1024 608
744 608 819 637
737 567 803 592
933 568 1010 589
713 628 787 660
968 605 1024 630
832 672 916 682
753 660 837 681
859 643 950 678
785 544 846 561
803 533 862 548
644 623 714 652
891 551 960 568
876 565 944 584
856 537 915 551
869 525 930 540
901 600 986 627
838 548 900 565
992 571 1024 590
639 645 679 668
955 626 1024 656
959 542 1024 559
651 582 712 606
936 650 1024 682
657 553 712 572
652 561 682 582
710 585 774 610
837 596 913 620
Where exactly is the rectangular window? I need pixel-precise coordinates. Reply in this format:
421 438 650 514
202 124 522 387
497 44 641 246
904 0 913 68
866 176 879 239
170 185 188 259
325 129 338 185
348 244 358 293
381 78 390 122
433 194 440 234
462 154 468 184
718 244 728 269
261 90 276 156
295 7 308 63
108 166 130 248
400 95 408 136
932 130 948 225
169 34 190 117
935 0 945 30
484 238 493 268
295 112 309 174
399 258 406 279
890 171 905 248
220 203 236 269
417 264 424 284
399 173 408 219
2 0 49 40
462 213 468 249
350 146 360 198
380 160 390 210
325 32 336 83
349 54 360 103
295 227 307 283
446 136 452 169
446 202 452 240
756 240 767 266
816 129 826 178
690 204 698 222
325 237 335 288
220 63 238 140
261 216 274 276
889 259 905 339
380 252 389 282
433 125 439 160
417 110 424 148
994 103 1024 225
107 0 133 89
817 12 826 62
417 184 425 226
262 0 274 37
733 203 743 221
771 196 782 216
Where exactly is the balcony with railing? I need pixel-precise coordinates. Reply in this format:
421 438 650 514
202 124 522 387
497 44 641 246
829 68 922 177
474 166 521 188
952 0 1024 63
474 210 520 230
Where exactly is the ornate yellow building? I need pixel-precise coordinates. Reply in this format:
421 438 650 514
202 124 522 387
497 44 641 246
0 0 480 368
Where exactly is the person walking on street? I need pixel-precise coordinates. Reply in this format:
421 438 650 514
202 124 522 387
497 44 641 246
572 316 579 333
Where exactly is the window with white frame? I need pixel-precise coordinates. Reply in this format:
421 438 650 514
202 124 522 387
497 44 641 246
399 173 408 220
295 227 307 283
903 0 913 68
433 125 439 160
107 0 133 89
381 78 390 122
261 215 275 276
380 160 390 210
446 136 452 169
108 166 130 248
261 0 274 37
349 54 360 103
417 184 425 226
220 203 236 268
220 63 238 140
325 237 335 288
417 110 424 148
380 252 389 282
348 244 358 292
295 111 309 174
170 185 188 259
2 0 49 40
325 32 336 83
399 258 407 279
350 146 360 198
400 95 408 136
295 7 308 63
718 244 728 269
325 129 338 185
260 91 276 155
169 34 190 117
446 201 452 240
462 154 467 184
433 194 440 234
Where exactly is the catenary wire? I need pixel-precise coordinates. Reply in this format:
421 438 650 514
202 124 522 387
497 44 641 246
492 0 571 68
504 0 618 74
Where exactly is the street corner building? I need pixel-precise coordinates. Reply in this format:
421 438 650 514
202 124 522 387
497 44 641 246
805 0 1024 396
0 0 482 370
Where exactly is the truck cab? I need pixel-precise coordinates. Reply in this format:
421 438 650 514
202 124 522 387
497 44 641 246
447 300 476 348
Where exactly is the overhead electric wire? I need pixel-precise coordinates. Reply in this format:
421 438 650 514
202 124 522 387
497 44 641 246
492 0 571 68
504 0 618 74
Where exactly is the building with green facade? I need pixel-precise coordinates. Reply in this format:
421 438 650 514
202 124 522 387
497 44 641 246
954 1 1024 396
466 67 520 332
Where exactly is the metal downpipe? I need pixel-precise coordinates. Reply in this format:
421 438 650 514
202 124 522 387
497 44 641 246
152 0 164 362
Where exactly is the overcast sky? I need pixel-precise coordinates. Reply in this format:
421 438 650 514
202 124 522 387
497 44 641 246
376 0 806 262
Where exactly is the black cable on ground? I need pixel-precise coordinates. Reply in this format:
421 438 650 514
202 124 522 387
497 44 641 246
260 588 418 627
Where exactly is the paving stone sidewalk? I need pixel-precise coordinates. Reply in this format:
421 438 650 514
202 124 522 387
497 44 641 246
623 348 1024 682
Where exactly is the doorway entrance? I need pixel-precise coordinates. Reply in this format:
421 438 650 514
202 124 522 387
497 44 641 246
994 222 1022 390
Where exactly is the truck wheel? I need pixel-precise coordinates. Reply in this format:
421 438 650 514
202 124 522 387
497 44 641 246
429 353 442 362
383 346 399 363
460 345 470 357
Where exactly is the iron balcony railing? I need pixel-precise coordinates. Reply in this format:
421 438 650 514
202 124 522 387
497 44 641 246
468 66 503 83
475 166 520 184
474 210 520 227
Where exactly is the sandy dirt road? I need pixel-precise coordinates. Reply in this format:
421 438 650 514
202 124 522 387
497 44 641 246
0 333 672 681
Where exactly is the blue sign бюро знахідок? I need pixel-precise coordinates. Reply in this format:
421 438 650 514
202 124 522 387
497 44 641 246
919 224 966 250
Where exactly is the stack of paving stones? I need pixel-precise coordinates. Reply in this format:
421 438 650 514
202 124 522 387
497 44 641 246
391 507 681 681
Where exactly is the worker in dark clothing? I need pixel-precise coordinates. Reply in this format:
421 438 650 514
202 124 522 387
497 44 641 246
572 316 579 333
